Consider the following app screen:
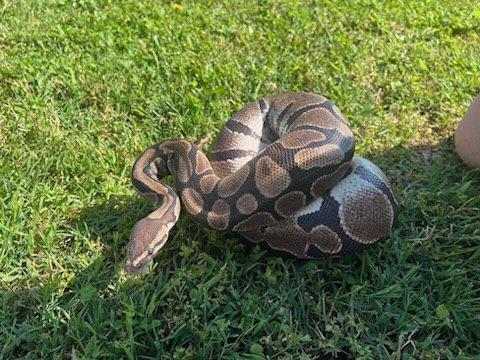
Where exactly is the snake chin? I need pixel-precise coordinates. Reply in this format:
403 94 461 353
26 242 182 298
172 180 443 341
124 258 151 274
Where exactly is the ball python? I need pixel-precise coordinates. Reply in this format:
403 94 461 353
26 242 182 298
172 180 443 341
125 92 397 273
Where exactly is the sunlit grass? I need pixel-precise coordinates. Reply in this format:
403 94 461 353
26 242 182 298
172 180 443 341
1 0 479 358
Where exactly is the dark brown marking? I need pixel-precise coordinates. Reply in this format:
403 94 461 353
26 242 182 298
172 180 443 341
210 149 258 161
143 192 158 205
159 140 193 183
236 229 264 243
225 120 262 140
290 107 353 138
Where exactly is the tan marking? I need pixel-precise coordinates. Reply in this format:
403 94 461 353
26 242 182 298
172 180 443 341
263 224 308 258
236 193 258 215
289 107 352 138
147 196 181 223
233 212 277 232
133 165 178 218
307 225 343 254
294 144 345 170
228 102 264 138
211 157 251 178
210 128 265 153
335 121 353 138
194 133 211 148
181 188 203 215
147 161 158 178
254 156 291 198
217 165 251 198
199 174 219 194
207 199 230 230
340 188 394 244
274 191 306 217
278 130 325 149
310 162 352 197
132 147 170 197
176 157 191 183
263 223 342 257
195 151 211 175
290 107 335 127
265 92 326 107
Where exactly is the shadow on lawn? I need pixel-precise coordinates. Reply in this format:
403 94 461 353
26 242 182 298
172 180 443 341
371 135 470 193
67 194 142 265
73 134 476 274
30 135 478 359
60 195 146 293
73 132 480 276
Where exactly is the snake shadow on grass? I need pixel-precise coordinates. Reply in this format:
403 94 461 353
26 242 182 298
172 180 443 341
41 135 478 358
74 135 478 277
370 135 479 258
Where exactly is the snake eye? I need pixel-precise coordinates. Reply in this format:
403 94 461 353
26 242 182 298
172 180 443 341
147 245 155 255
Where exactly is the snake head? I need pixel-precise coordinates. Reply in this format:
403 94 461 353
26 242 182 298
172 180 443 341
125 198 181 274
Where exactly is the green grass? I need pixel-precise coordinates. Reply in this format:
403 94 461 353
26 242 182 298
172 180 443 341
1 0 479 358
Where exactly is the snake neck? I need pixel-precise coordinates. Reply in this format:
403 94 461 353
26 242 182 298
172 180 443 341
159 140 222 226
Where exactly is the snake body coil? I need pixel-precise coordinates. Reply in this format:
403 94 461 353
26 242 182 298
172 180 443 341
126 92 397 272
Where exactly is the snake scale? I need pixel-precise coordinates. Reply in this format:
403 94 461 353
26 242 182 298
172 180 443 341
125 92 397 273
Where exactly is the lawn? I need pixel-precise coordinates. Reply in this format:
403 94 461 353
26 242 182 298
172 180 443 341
1 0 479 358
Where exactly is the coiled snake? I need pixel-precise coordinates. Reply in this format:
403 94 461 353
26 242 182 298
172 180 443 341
125 92 397 273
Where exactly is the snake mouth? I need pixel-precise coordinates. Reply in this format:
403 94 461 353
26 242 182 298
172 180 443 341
124 234 168 274
124 258 150 274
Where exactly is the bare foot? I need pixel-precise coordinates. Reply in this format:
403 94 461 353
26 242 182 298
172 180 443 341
455 94 480 167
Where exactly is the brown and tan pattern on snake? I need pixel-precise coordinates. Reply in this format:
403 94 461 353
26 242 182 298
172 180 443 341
126 92 397 273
